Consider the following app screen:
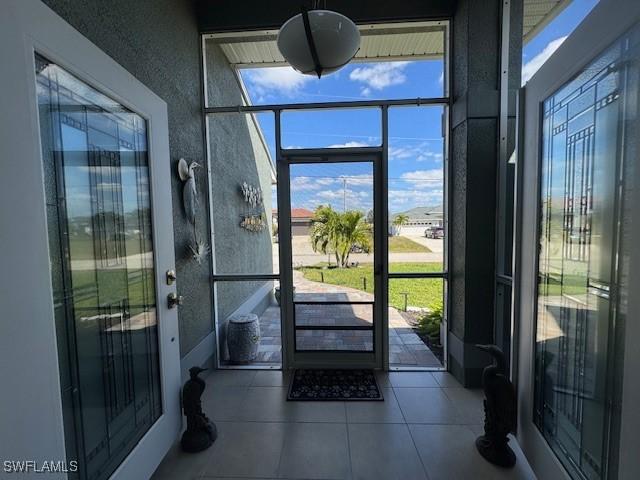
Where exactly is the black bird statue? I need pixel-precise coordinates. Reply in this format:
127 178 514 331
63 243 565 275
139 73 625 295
475 344 517 468
180 366 217 453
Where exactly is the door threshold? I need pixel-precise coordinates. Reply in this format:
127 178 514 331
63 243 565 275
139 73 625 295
389 366 446 372
217 364 282 371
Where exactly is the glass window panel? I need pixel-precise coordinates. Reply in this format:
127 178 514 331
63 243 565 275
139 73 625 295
388 278 444 368
534 25 639 480
204 21 448 108
207 113 278 275
239 58 446 106
388 106 445 273
37 54 161 480
281 108 381 149
214 280 282 366
294 265 374 297
290 161 374 272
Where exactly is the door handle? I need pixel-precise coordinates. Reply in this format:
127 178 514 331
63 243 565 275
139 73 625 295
167 292 183 309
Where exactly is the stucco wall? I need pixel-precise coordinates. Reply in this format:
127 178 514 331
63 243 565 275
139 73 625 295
43 0 214 357
204 41 276 359
449 0 519 387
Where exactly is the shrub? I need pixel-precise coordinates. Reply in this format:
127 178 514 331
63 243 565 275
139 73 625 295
416 297 443 344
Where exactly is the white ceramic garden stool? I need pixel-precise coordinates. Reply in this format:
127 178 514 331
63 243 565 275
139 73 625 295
227 313 261 364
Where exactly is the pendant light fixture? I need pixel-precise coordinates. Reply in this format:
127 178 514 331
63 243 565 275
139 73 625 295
277 1 360 78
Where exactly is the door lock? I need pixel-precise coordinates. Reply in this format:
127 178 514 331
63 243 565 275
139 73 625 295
166 269 177 285
167 292 183 309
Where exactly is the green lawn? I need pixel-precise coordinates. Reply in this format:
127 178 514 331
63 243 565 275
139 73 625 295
297 262 443 311
388 236 431 253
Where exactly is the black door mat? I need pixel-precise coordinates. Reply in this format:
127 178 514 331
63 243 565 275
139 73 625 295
287 369 383 401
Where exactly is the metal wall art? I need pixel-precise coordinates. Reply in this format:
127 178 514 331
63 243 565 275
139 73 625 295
240 182 263 208
189 236 211 264
178 157 210 264
239 182 266 233
178 158 200 225
240 213 267 232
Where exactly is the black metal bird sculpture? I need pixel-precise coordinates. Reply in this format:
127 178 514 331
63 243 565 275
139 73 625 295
180 366 217 453
475 344 517 468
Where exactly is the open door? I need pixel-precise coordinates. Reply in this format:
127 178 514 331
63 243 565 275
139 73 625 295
0 1 181 479
514 0 640 478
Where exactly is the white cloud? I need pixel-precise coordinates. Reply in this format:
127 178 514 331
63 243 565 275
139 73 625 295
290 176 324 191
361 87 372 97
388 189 443 210
522 36 567 84
400 169 444 188
389 146 414 160
317 189 348 200
308 187 373 211
389 143 443 162
341 173 374 186
326 141 370 148
244 67 311 95
291 176 339 191
349 62 409 90
438 72 444 86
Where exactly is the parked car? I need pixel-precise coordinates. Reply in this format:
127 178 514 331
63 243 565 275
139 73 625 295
425 226 444 239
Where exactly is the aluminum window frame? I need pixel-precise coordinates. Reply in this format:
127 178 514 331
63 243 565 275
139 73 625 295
202 22 451 371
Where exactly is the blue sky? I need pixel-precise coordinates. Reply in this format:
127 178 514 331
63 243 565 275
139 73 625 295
238 1 598 214
522 0 598 82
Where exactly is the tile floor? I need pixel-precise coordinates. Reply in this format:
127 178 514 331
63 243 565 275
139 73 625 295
152 370 536 480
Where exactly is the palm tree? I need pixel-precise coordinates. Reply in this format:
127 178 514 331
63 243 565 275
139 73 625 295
310 206 371 268
392 213 409 235
310 205 342 266
336 210 372 267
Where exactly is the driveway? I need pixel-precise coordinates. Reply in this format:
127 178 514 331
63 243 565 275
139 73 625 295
272 235 444 268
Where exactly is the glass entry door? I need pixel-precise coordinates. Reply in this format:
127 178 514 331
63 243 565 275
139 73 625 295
24 41 180 480
515 5 640 479
278 152 383 368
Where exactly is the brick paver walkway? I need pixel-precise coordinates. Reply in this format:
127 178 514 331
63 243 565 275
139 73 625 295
253 271 441 368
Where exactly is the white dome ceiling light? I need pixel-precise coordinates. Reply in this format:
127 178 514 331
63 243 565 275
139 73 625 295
277 5 360 78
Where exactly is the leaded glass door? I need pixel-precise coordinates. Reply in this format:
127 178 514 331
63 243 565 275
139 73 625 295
33 51 180 480
515 2 640 478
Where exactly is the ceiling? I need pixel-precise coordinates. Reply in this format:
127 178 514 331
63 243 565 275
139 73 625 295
523 0 570 42
205 0 571 68
205 21 447 68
